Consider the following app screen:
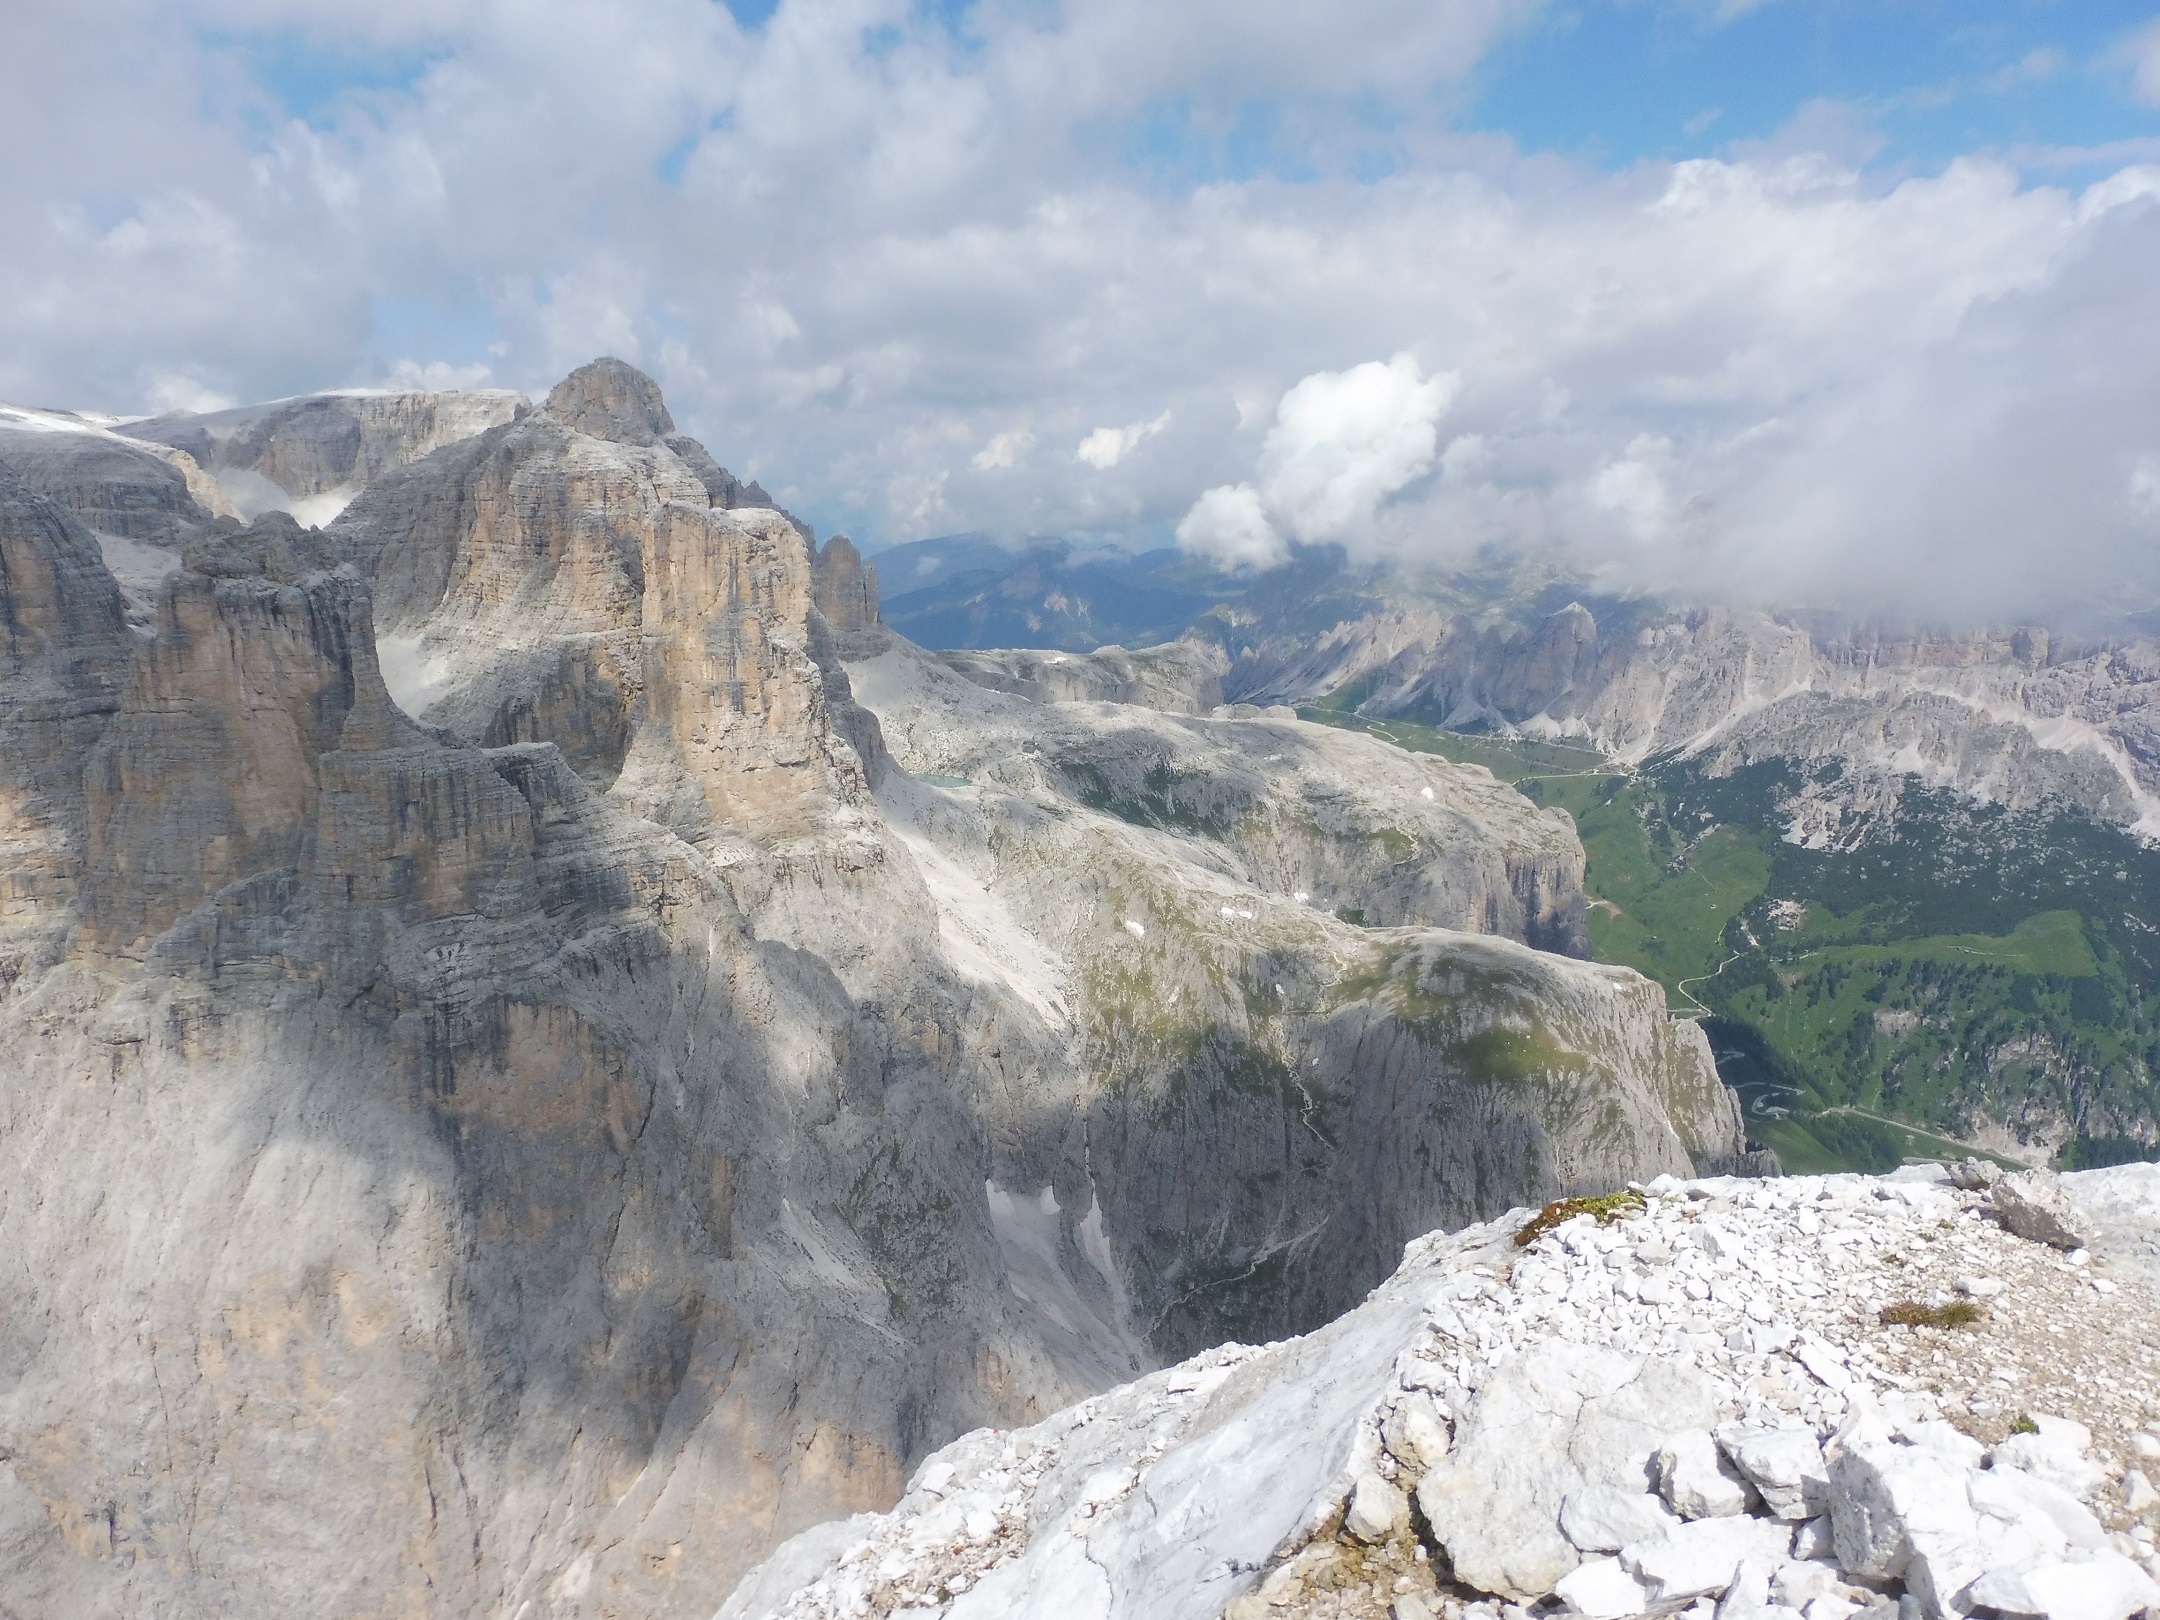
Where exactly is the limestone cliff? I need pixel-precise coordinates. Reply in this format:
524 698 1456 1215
333 364 865 838
848 642 1734 1352
0 467 134 977
1 493 1025 1619
855 643 1586 953
812 535 888 659
0 361 1752 1620
0 421 223 547
0 405 245 641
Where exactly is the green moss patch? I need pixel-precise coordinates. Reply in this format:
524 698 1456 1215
1514 1189 1645 1248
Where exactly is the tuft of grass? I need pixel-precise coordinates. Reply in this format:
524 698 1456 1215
1516 1190 1646 1248
1879 1299 1984 1329
2010 1414 2039 1435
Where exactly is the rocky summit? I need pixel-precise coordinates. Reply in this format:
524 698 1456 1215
721 1163 2160 1620
0 361 1761 1620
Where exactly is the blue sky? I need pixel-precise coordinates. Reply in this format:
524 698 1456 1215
1132 0 2160 188
233 3 2160 182
666 0 2160 186
1474 2 2160 173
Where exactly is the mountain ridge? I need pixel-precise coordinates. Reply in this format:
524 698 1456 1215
0 361 1755 1620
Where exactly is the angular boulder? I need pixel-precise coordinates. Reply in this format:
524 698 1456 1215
1963 1549 2160 1620
1618 1516 1794 1604
1718 1425 1830 1520
1968 1468 2104 1552
1991 1417 2105 1501
1553 1555 1651 1618
1827 1441 1983 1616
1381 1391 1452 1477
1343 1470 1409 1544
1657 1428 1756 1519
1418 1341 1717 1598
1949 1157 2002 1191
1992 1173 2091 1251
1561 1486 1680 1554
1826 1432 2114 1620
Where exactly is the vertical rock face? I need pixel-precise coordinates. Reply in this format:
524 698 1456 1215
628 502 871 835
812 535 888 659
1079 934 1739 1354
338 362 864 834
0 489 1011 1620
845 642 1733 1355
0 359 1755 1620
79 516 424 954
0 470 133 970
0 468 132 676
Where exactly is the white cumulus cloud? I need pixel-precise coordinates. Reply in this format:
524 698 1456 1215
1588 434 1679 543
2132 454 2160 517
385 358 496 390
144 370 237 415
1177 354 1455 566
1256 355 1456 543
972 427 1035 471
1176 484 1284 570
1077 410 1170 469
2128 17 2160 107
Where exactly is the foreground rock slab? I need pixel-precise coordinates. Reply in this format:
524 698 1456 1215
717 1165 2160 1620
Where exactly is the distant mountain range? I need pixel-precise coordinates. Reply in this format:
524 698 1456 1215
868 531 2160 835
870 531 2160 1174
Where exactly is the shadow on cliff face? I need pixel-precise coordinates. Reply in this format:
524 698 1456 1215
0 479 1056 1618
988 932 1741 1362
4 731 1039 1614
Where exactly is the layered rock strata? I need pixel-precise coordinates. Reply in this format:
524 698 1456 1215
0 360 1752 1620
720 1163 2160 1620
0 465 136 972
1 486 1026 1620
844 641 1755 1353
0 384 522 633
813 535 888 659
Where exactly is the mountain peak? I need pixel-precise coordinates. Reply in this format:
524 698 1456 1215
542 356 675 446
